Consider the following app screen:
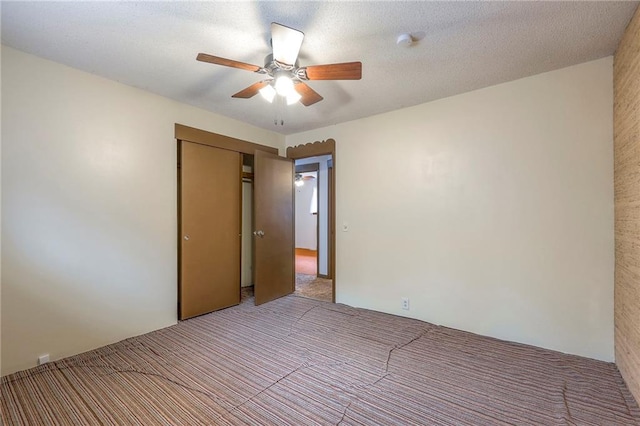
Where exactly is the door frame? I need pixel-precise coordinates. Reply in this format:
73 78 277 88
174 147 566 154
176 124 279 156
286 139 336 302
176 124 280 317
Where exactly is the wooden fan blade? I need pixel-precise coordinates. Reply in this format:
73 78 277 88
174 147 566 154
197 53 262 73
271 22 304 65
232 81 269 99
304 62 362 80
295 82 323 106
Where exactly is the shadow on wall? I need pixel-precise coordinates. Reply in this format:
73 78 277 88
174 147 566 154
1 199 175 375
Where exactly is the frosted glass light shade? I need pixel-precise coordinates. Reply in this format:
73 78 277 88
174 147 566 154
259 84 276 103
275 75 295 97
286 90 301 105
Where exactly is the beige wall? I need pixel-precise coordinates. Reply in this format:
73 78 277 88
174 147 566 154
241 180 253 288
0 43 619 375
287 58 615 361
295 172 318 250
0 46 284 375
614 6 640 404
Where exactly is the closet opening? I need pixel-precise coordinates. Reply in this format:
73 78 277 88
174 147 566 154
240 154 255 303
177 124 294 320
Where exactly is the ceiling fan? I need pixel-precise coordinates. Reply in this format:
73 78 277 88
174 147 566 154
295 173 315 187
197 22 362 107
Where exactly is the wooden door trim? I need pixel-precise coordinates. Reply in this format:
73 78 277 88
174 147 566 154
175 124 278 155
286 139 335 159
295 163 320 174
287 139 336 303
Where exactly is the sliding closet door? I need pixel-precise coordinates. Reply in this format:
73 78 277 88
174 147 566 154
254 150 294 305
179 141 241 319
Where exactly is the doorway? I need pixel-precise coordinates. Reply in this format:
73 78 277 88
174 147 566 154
287 140 336 303
293 162 332 302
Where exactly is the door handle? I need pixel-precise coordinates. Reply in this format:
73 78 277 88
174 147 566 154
253 230 265 238
184 235 190 241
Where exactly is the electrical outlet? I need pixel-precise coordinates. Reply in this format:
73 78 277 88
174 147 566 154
401 297 410 310
38 354 50 365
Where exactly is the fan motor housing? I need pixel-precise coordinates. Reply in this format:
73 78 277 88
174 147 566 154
264 54 298 75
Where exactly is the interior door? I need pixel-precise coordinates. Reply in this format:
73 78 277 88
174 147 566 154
179 141 241 319
254 150 295 305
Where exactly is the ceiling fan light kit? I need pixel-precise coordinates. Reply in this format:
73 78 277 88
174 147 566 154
197 22 362 124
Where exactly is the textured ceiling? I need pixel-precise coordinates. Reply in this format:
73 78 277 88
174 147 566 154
2 1 638 135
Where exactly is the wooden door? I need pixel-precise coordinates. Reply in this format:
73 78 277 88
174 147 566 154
179 141 241 319
254 150 295 305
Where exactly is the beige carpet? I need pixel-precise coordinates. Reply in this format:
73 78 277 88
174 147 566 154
2 295 639 425
295 273 332 302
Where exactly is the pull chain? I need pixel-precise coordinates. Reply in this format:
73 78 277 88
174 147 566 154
273 95 286 126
